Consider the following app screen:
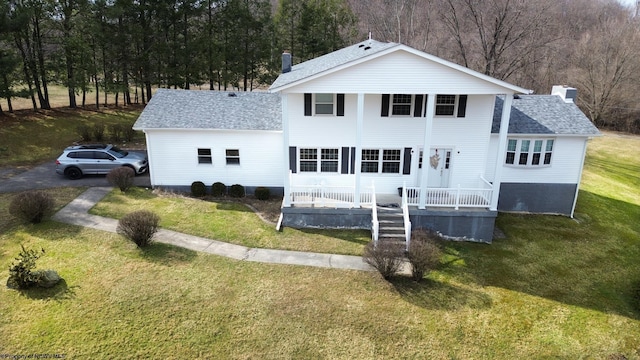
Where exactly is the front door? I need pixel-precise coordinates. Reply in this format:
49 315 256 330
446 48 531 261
417 148 452 188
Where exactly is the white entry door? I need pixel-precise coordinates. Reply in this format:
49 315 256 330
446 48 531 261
418 148 452 188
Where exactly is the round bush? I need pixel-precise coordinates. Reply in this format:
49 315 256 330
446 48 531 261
117 210 160 248
229 184 245 198
191 181 207 197
211 182 227 197
407 229 442 281
107 167 135 192
9 190 55 224
254 187 270 201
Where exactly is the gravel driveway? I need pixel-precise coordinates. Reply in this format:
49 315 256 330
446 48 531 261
0 151 151 193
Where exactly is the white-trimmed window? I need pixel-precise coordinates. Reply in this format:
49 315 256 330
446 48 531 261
197 148 212 164
361 149 402 174
506 138 554 166
315 94 334 115
299 148 339 173
435 94 457 116
225 149 240 165
392 94 412 116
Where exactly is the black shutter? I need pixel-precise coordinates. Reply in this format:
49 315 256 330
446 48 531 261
381 94 390 117
414 94 424 117
350 147 356 174
337 94 345 116
457 95 468 118
402 148 412 175
341 147 349 174
289 146 297 173
304 93 312 116
423 95 428 117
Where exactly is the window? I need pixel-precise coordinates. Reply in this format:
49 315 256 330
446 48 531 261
299 148 339 173
361 149 379 173
435 94 456 116
321 148 339 172
382 150 401 173
361 149 402 174
315 94 334 115
197 148 212 164
299 148 317 172
392 94 412 115
226 149 240 165
305 93 344 116
505 139 554 167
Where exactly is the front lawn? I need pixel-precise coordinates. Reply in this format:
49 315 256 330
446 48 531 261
0 132 639 358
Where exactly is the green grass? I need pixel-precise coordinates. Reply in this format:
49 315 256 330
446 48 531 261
0 108 143 167
1 133 639 358
90 188 370 256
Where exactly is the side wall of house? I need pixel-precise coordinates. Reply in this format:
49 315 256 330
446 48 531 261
144 129 284 189
485 135 588 215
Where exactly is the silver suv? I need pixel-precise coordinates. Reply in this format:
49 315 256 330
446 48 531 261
55 144 148 180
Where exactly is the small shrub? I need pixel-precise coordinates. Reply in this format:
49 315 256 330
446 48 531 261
191 181 207 197
9 190 55 224
229 184 245 198
107 167 135 192
93 123 106 142
109 123 124 142
407 229 442 281
117 210 160 248
77 124 92 141
363 241 405 280
254 187 270 201
211 182 226 197
123 125 136 142
7 245 45 289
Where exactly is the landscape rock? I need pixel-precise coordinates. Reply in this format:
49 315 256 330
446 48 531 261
36 270 62 288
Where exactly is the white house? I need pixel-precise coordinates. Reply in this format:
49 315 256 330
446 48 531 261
133 39 599 243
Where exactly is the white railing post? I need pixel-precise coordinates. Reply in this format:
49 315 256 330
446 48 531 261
455 184 461 210
371 181 379 246
402 182 412 251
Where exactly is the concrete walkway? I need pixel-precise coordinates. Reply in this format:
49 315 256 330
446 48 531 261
52 187 375 272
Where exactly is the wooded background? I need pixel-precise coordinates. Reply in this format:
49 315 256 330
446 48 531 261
1 0 639 133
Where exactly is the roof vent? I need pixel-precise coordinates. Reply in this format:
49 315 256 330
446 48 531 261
358 44 365 48
364 46 371 50
228 92 237 97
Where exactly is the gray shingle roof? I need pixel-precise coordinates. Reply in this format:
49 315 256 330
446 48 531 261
493 95 600 136
269 40 398 90
133 89 281 131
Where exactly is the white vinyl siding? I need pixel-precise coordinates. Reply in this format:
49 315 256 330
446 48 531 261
144 129 283 187
486 135 587 184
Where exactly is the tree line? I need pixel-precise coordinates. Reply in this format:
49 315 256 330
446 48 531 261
0 0 638 133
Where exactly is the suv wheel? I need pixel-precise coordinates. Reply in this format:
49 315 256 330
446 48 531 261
65 167 83 180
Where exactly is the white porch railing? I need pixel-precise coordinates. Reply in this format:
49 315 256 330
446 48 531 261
401 182 412 251
289 185 374 207
405 179 493 210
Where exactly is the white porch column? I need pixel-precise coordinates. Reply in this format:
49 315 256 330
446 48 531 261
354 93 365 207
282 94 291 207
418 94 435 209
490 94 513 211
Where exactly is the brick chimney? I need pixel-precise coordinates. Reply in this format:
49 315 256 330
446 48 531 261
282 51 292 74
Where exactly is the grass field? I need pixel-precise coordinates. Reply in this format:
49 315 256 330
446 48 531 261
0 107 144 168
0 133 639 358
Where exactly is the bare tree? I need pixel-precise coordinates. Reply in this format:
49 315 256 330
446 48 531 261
438 0 558 82
569 17 640 129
